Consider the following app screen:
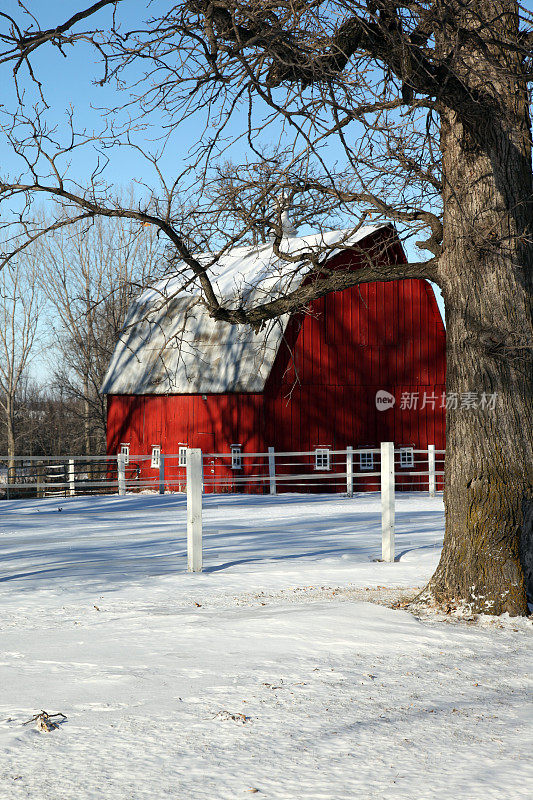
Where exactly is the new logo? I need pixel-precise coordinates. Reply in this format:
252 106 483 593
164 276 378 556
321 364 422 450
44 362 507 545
375 390 396 411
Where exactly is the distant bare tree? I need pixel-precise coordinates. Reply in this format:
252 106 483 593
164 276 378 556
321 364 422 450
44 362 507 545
36 215 163 455
0 259 42 478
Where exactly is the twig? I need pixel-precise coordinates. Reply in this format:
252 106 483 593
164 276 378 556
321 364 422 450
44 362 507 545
22 710 67 731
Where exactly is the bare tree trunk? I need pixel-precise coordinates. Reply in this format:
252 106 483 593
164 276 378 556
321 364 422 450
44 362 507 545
5 393 16 484
429 20 533 613
83 374 92 481
83 384 91 457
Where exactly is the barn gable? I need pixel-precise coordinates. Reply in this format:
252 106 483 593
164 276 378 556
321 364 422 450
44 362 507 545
101 225 389 395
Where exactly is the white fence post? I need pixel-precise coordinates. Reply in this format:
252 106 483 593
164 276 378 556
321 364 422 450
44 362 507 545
346 446 353 497
186 448 203 573
68 459 75 496
159 454 165 495
381 442 395 562
268 447 276 495
117 453 126 495
428 444 436 498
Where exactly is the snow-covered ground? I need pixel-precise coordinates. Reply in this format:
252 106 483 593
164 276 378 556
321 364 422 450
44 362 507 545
0 492 531 799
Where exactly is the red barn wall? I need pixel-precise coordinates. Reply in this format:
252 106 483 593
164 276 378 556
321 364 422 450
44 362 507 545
263 276 446 453
107 393 265 456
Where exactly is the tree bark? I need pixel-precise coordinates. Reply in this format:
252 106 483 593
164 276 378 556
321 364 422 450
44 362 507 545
428 1 533 614
84 391 91 456
5 392 16 484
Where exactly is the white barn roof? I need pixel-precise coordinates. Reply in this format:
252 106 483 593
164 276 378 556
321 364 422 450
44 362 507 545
101 225 388 395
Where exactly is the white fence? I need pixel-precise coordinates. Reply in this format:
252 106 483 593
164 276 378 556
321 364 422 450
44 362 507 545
182 443 444 571
1 444 444 573
0 455 125 498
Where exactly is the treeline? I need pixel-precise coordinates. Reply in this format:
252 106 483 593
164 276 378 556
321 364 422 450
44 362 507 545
0 383 97 458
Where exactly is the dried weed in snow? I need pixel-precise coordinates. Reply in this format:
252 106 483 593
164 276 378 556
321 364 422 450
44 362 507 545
213 710 250 724
23 711 67 732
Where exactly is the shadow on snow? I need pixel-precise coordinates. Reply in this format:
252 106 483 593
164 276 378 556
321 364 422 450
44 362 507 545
0 492 443 592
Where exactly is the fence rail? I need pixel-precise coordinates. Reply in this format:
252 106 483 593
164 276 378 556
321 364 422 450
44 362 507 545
0 445 445 499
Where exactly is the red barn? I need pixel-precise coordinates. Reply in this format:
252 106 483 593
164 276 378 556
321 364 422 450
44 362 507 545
102 224 446 491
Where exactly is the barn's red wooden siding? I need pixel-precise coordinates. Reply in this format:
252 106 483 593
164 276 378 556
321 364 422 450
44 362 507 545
107 229 446 491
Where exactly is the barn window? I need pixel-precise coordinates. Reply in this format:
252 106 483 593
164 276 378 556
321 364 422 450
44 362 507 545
120 443 130 465
231 444 242 470
151 445 161 469
359 450 374 471
400 447 414 469
315 448 331 471
178 446 187 467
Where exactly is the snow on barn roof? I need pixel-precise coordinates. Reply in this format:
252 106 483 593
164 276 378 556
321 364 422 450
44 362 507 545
101 225 389 395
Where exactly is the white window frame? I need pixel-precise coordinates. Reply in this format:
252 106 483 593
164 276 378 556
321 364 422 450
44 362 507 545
120 443 130 465
399 447 414 469
151 445 161 469
314 448 331 471
178 445 187 467
359 450 374 471
231 444 242 470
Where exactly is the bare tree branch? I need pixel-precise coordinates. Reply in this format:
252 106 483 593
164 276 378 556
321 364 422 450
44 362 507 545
210 253 438 329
